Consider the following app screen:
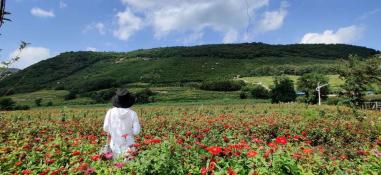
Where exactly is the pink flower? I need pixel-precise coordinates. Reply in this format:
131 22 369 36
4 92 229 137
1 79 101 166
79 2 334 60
115 162 125 168
104 152 113 159
122 134 129 139
85 167 95 174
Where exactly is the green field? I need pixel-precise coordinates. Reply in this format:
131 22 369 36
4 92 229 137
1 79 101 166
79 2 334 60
238 75 345 91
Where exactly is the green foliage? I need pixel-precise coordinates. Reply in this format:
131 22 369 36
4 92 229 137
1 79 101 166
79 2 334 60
0 97 15 110
297 73 330 104
337 55 381 106
46 101 53 106
200 80 245 91
127 138 187 174
84 88 116 103
250 85 270 99
128 43 378 60
135 88 156 104
64 91 77 100
271 76 297 103
250 64 337 76
239 91 249 99
0 98 29 110
0 44 378 95
34 98 42 107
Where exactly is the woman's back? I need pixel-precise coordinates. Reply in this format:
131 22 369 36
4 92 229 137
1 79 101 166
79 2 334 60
103 107 141 156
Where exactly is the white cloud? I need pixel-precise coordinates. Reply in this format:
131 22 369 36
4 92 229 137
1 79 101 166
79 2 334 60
257 1 288 32
10 47 51 69
181 32 204 45
30 7 55 18
223 30 239 43
300 25 364 44
59 1 68 9
115 0 271 42
86 47 97 52
113 8 144 41
83 22 106 35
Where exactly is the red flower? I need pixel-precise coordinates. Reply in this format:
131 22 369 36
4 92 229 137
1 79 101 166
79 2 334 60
21 170 32 175
357 150 369 156
72 150 81 156
201 167 208 175
144 139 161 145
275 136 287 145
45 159 54 165
267 142 276 147
263 150 272 158
227 167 237 175
208 162 216 171
132 143 141 148
303 148 313 154
292 153 302 160
15 161 22 166
206 146 222 156
247 151 257 158
91 155 100 161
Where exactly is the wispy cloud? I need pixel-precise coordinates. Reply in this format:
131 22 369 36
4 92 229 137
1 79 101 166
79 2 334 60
30 7 55 18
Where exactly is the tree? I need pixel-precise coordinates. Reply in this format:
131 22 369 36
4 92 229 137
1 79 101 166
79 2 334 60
251 84 270 99
271 76 296 103
34 98 42 106
0 0 11 28
0 0 29 82
0 97 15 110
336 55 381 106
297 73 329 104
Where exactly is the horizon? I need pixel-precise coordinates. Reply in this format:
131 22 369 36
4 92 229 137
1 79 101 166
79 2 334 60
1 0 381 69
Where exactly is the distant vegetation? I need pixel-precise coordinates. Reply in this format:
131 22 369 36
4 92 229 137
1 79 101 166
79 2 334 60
0 43 378 96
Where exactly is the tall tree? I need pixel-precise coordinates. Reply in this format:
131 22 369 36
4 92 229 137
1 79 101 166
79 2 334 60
297 73 329 104
337 55 381 106
271 75 296 103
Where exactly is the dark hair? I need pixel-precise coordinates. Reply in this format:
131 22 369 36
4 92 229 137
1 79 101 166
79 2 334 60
112 89 136 108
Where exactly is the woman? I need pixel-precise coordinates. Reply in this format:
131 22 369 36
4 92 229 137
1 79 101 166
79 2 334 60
103 88 141 159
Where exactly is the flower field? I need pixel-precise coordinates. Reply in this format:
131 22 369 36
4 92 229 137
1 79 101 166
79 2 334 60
1 103 381 174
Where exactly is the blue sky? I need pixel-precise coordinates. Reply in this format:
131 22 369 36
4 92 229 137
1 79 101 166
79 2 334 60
1 0 380 68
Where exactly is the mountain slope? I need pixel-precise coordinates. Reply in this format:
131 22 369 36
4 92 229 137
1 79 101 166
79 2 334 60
0 43 378 95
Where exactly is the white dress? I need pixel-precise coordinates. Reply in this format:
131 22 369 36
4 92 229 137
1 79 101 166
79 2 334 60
103 107 141 157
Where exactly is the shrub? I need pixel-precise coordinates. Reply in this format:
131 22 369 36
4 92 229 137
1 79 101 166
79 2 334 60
64 91 77 100
239 91 249 99
14 105 30 110
200 80 245 91
297 73 329 104
271 76 297 103
251 85 270 99
86 88 116 103
34 98 42 107
46 101 53 106
136 88 156 104
0 98 16 110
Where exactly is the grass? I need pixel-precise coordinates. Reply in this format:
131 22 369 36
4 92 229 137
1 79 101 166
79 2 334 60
7 90 93 107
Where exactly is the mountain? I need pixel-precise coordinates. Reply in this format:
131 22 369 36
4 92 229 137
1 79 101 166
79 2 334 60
0 43 378 95
0 68 20 77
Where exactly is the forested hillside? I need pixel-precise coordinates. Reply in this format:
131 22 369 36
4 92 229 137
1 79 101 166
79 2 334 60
0 43 378 95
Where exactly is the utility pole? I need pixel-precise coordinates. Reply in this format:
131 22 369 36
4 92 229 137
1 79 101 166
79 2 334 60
316 82 328 106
